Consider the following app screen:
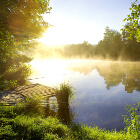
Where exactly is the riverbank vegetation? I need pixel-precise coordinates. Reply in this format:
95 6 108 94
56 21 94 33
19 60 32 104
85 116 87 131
1 0 140 139
0 97 140 139
0 82 140 140
0 0 51 90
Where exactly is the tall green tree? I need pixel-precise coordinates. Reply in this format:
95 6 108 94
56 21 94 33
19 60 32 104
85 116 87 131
95 27 122 59
0 0 51 89
121 22 140 60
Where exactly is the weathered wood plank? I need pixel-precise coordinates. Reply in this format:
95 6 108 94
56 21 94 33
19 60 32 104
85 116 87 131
0 84 57 105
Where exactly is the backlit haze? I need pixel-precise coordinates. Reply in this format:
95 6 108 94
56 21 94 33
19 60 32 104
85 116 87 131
39 0 134 46
29 0 140 130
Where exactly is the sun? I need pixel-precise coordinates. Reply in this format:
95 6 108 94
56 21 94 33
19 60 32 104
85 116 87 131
38 27 62 46
38 11 102 46
38 14 88 46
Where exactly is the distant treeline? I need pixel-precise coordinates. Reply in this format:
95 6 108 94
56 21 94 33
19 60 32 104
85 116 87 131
60 26 140 60
28 26 140 61
95 26 140 60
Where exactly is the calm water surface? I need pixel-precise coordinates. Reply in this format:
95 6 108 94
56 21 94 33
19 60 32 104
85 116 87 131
30 59 140 131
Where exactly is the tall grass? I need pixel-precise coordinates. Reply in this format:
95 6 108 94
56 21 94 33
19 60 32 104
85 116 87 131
55 81 75 102
0 100 140 139
54 82 76 125
0 83 140 139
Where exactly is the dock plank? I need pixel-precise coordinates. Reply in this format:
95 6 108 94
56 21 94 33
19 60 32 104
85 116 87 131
0 84 57 105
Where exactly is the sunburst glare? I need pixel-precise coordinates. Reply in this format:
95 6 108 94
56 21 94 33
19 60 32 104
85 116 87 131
30 59 72 86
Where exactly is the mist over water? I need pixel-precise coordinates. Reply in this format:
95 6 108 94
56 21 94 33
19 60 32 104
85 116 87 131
29 59 140 131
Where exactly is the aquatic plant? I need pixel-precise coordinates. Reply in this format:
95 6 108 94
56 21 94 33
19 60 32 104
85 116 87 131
56 81 75 102
54 82 76 125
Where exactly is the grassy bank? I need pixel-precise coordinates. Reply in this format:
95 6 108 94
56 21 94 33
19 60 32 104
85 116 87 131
1 100 140 139
0 83 140 139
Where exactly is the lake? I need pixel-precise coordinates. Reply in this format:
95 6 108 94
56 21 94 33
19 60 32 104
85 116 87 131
29 59 140 131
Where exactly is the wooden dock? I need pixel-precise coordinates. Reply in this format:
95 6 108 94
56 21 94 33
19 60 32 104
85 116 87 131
0 84 57 105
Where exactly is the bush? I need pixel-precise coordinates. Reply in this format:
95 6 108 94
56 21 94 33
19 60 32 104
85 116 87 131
13 115 70 139
123 102 140 139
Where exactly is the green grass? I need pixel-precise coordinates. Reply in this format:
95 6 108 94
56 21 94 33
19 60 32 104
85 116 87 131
55 81 75 103
0 82 140 139
0 103 139 140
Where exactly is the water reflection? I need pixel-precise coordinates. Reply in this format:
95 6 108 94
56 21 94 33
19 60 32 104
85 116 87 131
45 89 75 125
30 59 140 130
68 60 140 93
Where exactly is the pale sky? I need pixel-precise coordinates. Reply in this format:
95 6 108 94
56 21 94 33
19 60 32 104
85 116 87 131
40 0 135 46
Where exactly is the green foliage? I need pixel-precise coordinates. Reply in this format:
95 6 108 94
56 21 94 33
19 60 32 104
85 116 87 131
59 81 75 102
54 82 76 125
0 100 140 139
70 123 106 140
13 115 70 139
11 95 46 117
0 80 19 90
27 32 140 60
0 0 51 89
0 102 71 139
123 102 140 139
0 125 17 140
95 25 140 60
55 82 75 103
123 0 140 42
62 41 95 58
95 26 122 59
24 95 45 116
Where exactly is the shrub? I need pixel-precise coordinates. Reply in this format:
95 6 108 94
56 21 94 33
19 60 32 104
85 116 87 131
13 115 70 139
123 102 140 139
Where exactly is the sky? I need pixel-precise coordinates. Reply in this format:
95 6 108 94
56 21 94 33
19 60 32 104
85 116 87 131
40 0 135 46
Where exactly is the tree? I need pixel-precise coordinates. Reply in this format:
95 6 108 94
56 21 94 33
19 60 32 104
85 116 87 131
121 22 140 60
123 0 140 42
0 0 51 89
95 27 122 59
